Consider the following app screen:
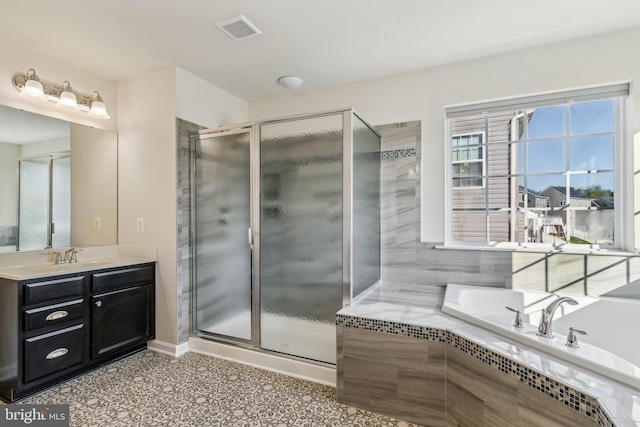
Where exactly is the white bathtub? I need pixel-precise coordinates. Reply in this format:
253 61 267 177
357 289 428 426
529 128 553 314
442 283 640 391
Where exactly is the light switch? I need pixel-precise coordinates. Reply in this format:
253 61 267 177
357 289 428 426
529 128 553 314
94 217 101 231
136 217 144 232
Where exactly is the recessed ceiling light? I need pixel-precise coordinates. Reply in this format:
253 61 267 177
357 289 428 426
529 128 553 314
277 76 303 89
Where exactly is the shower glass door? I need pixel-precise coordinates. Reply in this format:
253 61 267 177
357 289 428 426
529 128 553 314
18 154 71 251
194 129 253 342
259 114 344 364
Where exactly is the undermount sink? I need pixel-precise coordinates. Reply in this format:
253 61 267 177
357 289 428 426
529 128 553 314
47 260 112 271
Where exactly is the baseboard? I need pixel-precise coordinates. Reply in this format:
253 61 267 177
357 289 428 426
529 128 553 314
147 340 190 357
188 337 336 387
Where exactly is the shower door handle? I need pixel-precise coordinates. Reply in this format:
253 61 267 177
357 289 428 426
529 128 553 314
248 228 253 246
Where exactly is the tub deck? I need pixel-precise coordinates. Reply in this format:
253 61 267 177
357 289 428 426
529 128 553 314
338 282 640 426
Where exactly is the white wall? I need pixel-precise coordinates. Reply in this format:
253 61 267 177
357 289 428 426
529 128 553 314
176 67 248 128
20 137 70 158
118 67 177 344
118 66 247 346
0 143 19 225
249 26 640 249
0 38 117 132
70 124 118 247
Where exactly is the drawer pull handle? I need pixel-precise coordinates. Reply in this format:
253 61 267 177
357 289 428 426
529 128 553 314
46 348 68 360
45 311 69 321
95 301 102 307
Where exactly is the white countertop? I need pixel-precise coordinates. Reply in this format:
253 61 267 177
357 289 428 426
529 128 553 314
0 245 157 280
339 282 640 427
0 255 156 280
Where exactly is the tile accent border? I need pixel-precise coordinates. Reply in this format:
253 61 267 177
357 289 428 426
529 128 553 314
336 313 616 426
381 148 416 159
336 314 445 341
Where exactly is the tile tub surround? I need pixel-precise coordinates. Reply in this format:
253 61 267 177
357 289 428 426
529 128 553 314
337 283 638 426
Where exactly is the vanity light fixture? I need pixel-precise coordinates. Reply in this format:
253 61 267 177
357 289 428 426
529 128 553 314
12 68 111 119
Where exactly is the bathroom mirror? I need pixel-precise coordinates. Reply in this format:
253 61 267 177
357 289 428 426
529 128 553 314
0 105 117 252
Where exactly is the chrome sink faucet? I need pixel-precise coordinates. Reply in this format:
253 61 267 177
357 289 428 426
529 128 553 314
536 296 578 338
55 248 79 264
65 247 79 263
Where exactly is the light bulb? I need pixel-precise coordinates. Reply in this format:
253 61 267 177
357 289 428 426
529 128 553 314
57 81 80 111
23 79 46 100
87 91 110 119
88 100 110 119
21 69 46 100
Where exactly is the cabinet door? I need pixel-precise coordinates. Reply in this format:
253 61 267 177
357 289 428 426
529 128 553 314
91 285 152 359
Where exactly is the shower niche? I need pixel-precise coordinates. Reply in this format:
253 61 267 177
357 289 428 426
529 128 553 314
191 109 380 364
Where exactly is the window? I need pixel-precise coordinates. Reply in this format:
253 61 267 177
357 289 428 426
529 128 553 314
452 133 484 188
446 84 627 248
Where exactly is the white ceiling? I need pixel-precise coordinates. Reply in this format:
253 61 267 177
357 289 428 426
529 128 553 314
1 1 640 102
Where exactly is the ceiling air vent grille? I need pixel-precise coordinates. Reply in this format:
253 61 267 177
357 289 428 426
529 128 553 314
215 15 262 41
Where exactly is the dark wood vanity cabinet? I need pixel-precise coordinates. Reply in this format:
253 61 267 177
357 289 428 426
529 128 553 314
91 265 155 359
0 262 155 402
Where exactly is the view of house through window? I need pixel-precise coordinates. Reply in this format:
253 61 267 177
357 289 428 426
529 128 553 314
449 97 619 247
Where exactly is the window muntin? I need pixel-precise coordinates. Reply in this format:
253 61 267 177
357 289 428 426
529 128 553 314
448 98 619 247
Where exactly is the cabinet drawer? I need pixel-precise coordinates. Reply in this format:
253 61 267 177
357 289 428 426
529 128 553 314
24 324 84 383
24 276 84 306
92 265 153 293
24 299 84 332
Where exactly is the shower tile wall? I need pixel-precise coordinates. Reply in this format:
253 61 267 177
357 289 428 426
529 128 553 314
176 118 204 343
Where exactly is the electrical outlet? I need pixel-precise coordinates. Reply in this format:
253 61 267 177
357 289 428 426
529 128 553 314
94 217 101 231
136 217 144 232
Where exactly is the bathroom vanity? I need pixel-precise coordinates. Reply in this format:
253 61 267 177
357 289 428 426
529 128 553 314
0 260 155 402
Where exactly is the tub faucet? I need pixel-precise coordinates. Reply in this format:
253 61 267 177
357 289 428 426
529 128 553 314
536 296 578 338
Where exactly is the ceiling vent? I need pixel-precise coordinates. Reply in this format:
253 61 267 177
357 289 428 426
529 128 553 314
215 15 262 41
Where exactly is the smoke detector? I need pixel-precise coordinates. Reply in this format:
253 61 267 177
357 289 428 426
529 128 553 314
215 15 262 41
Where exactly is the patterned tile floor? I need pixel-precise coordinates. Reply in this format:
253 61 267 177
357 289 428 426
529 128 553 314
4 350 420 427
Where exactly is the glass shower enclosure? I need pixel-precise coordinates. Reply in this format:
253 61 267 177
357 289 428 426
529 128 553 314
192 109 380 364
18 153 71 251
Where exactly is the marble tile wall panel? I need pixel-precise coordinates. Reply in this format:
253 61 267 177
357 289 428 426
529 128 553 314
176 118 205 343
338 327 446 426
511 252 547 291
380 267 437 286
377 121 421 285
546 254 585 294
446 342 520 422
587 257 627 296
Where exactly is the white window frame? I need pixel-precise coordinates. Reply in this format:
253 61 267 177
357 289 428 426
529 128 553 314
451 131 485 189
443 83 631 253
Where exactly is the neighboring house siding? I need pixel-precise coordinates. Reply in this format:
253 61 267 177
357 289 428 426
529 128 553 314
452 112 514 242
